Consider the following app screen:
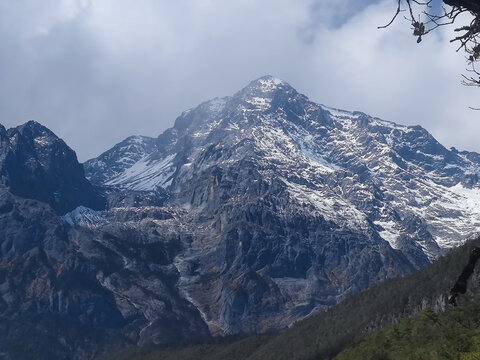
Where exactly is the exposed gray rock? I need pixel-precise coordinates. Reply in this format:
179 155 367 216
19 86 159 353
0 188 209 359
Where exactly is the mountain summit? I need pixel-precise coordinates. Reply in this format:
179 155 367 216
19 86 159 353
235 75 290 97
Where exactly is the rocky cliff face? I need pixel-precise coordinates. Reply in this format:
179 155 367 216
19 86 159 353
2 76 480 359
0 188 209 359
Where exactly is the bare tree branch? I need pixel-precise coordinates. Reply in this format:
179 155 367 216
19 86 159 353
381 0 480 88
378 0 404 29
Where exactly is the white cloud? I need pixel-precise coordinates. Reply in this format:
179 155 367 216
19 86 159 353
300 0 478 152
0 0 477 160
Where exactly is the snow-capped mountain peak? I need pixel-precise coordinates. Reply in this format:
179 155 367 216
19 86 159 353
242 75 287 93
85 76 480 258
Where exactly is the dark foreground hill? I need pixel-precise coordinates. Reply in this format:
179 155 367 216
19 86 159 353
99 236 480 360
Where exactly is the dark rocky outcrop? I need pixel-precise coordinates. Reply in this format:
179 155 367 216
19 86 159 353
0 121 105 214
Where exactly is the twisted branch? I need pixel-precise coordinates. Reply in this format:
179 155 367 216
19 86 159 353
381 0 480 87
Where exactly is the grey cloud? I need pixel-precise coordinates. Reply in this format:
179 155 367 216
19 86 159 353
0 0 478 161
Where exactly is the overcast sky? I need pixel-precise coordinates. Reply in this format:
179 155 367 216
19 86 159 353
0 0 477 161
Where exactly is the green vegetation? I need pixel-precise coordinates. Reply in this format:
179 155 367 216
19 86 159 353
99 238 480 360
335 296 480 360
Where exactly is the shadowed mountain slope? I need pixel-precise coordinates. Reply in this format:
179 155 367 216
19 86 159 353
0 121 105 214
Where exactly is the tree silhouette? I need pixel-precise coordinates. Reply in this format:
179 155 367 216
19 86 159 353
381 0 480 86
